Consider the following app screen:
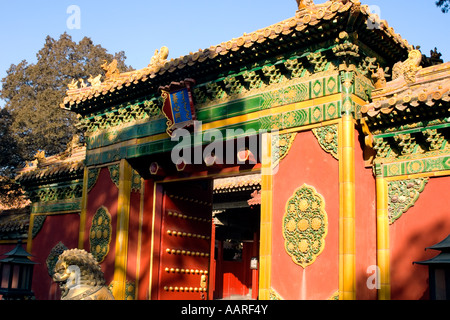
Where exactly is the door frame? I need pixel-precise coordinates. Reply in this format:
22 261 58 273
148 170 262 300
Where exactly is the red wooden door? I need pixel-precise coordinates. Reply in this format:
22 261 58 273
158 179 213 300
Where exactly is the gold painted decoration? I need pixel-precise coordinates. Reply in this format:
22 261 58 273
283 184 328 268
388 178 428 224
272 133 297 168
87 167 101 192
89 206 112 263
125 280 136 300
269 288 284 300
131 169 142 192
312 124 339 159
328 290 340 300
108 164 120 188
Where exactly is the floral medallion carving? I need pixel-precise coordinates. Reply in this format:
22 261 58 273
283 184 328 268
89 206 112 263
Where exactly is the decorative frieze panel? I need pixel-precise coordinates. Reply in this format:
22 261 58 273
223 75 245 96
262 65 286 84
76 98 163 133
388 178 428 224
31 200 81 215
393 133 421 155
27 182 83 203
307 51 329 73
192 53 339 110
242 70 264 91
372 127 449 164
259 101 340 131
284 58 307 78
423 128 446 151
283 184 328 268
382 155 450 178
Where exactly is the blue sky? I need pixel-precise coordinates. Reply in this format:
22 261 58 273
0 1 449 107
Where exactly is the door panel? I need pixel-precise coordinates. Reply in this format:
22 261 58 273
158 179 213 300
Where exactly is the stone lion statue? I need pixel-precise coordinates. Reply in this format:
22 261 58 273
52 249 114 300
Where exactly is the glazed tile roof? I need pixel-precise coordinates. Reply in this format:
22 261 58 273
0 206 30 240
213 174 261 193
61 0 411 114
247 190 262 206
16 143 85 184
360 61 450 129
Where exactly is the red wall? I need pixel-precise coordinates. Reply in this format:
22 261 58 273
390 175 450 300
271 130 340 299
125 187 142 299
136 179 155 300
30 213 80 300
85 166 118 283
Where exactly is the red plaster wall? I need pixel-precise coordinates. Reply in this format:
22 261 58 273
85 166 118 284
137 179 155 300
30 213 80 300
390 175 450 300
125 188 141 298
271 130 340 300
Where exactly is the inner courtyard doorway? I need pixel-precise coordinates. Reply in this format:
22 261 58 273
212 174 261 300
155 174 261 300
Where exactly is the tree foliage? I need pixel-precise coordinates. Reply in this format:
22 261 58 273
0 33 132 206
0 108 24 207
436 0 450 12
1 33 132 164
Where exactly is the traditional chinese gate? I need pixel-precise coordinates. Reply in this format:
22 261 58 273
157 179 213 300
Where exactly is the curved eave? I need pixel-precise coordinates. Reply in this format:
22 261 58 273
61 1 411 116
361 63 450 130
16 161 85 186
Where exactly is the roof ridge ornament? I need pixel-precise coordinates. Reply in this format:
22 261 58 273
392 49 422 84
30 150 46 168
148 46 169 73
87 74 102 87
101 59 120 81
296 0 314 10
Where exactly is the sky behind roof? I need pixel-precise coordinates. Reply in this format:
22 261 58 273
0 1 449 107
